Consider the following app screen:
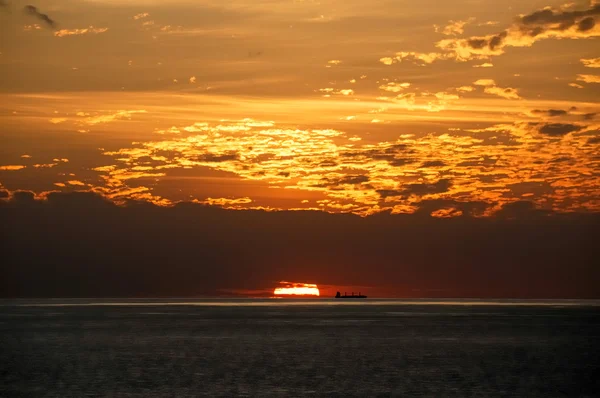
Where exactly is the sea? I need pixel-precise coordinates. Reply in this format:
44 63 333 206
1 299 598 397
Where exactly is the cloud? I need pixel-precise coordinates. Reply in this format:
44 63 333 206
67 180 86 186
474 79 520 99
4 191 597 298
537 123 583 136
420 160 446 168
434 3 600 62
483 86 520 99
319 88 354 96
531 109 569 117
202 197 252 206
315 174 370 188
473 63 493 68
380 51 452 65
0 165 26 171
473 79 496 86
456 86 474 92
75 117 600 216
576 74 600 83
530 107 594 120
133 12 149 20
379 82 411 92
378 179 451 198
54 27 108 37
581 57 600 67
84 110 147 125
434 18 474 36
402 179 452 196
23 5 56 29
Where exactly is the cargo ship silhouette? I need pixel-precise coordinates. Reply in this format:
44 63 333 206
335 291 367 299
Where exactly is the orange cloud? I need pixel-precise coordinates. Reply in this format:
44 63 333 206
576 74 600 83
581 57 600 68
436 4 600 61
55 27 109 37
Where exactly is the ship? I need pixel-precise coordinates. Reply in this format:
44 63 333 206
335 291 367 299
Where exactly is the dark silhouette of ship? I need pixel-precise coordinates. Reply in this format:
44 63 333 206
335 291 367 299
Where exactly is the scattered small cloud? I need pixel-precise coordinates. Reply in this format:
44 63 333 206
133 12 149 20
379 82 411 92
434 18 474 36
23 24 42 31
380 51 452 65
66 180 86 186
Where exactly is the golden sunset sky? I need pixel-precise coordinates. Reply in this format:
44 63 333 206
1 0 599 216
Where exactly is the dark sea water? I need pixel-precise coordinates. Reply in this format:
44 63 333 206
1 299 599 397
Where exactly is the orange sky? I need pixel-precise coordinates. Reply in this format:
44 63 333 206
0 0 599 217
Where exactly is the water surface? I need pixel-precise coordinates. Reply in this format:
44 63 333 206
1 299 598 397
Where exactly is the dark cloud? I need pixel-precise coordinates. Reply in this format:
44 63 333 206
337 175 369 185
520 4 600 26
549 156 572 163
531 108 595 121
457 156 498 168
538 123 582 136
587 136 600 144
376 189 404 199
342 144 415 168
314 174 370 188
402 179 452 196
467 38 487 49
494 200 550 219
23 5 56 29
578 16 596 32
582 113 596 121
531 109 568 117
377 179 451 199
194 152 240 162
0 190 9 198
489 31 507 50
450 4 599 57
421 160 446 168
1 191 598 299
11 190 35 203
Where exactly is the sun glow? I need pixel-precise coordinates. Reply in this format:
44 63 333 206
273 281 320 296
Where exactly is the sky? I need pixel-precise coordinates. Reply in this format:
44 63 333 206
0 1 599 298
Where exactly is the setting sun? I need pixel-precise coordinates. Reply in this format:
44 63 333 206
273 281 320 296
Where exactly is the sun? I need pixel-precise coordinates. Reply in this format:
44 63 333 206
273 281 320 296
